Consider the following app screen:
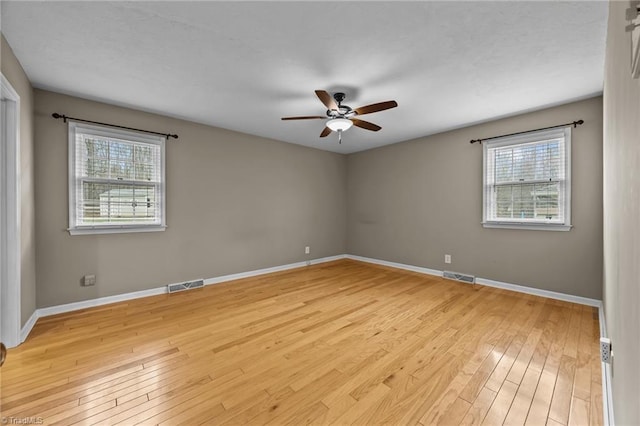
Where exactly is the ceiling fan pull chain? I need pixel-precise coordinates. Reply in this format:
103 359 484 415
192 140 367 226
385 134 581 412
338 129 342 144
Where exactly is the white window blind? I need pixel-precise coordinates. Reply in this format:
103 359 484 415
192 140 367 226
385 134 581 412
483 127 571 231
68 121 166 235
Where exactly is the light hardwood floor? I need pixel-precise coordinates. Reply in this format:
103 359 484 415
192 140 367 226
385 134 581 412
0 259 602 425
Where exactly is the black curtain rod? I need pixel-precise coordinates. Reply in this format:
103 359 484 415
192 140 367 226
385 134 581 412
469 120 584 144
51 113 179 140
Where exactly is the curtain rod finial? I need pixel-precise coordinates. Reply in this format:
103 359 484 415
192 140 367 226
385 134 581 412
52 113 67 122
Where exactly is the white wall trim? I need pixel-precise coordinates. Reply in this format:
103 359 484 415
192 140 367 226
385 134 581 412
474 277 601 307
37 286 168 318
599 303 614 426
205 254 347 286
346 254 601 307
19 309 39 344
346 254 442 277
481 223 572 232
21 254 348 341
0 73 22 349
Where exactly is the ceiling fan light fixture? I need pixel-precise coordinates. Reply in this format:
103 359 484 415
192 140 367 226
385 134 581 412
327 118 353 132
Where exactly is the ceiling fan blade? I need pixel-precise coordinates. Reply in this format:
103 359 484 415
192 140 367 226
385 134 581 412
315 90 338 110
353 100 398 116
351 118 381 132
320 127 332 137
281 115 326 120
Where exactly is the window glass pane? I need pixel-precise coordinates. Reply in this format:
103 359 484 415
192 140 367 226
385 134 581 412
84 138 109 159
135 145 153 163
135 163 153 181
82 138 109 178
86 159 109 178
132 186 157 218
534 143 548 180
548 141 562 180
495 185 513 218
80 135 159 182
494 138 563 183
110 184 131 220
512 183 535 218
109 141 134 161
512 145 536 182
108 141 134 180
534 182 560 220
81 182 110 223
495 149 513 183
81 182 157 224
109 160 134 180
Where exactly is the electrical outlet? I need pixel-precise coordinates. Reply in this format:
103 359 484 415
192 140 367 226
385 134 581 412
600 337 612 363
305 246 310 255
82 274 96 286
444 254 452 264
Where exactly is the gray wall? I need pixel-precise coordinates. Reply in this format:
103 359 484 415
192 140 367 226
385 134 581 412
34 90 347 308
1 34 36 327
347 96 603 299
603 1 640 424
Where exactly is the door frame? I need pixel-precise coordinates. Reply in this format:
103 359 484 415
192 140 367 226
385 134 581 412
1 73 22 348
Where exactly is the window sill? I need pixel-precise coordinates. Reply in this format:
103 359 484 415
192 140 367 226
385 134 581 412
482 222 572 232
68 225 167 235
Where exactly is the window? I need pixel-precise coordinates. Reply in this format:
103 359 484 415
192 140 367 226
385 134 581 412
483 127 571 231
68 121 166 235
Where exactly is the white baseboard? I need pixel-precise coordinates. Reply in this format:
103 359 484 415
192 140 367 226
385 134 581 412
20 310 39 343
346 254 601 307
204 254 347 285
37 286 168 318
346 254 442 277
22 254 348 341
475 277 601 307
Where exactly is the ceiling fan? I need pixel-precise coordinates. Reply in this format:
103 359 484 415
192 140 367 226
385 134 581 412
281 90 398 143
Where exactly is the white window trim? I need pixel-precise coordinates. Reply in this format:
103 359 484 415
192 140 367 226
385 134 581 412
482 127 572 231
68 121 167 235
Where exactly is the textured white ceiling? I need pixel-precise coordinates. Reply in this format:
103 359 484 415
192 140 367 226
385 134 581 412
2 1 607 154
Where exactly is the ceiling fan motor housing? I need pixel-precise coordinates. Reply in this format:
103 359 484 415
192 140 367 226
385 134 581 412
328 93 354 118
328 107 354 118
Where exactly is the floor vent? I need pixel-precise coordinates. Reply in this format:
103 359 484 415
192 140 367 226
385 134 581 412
443 271 475 284
168 279 204 293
